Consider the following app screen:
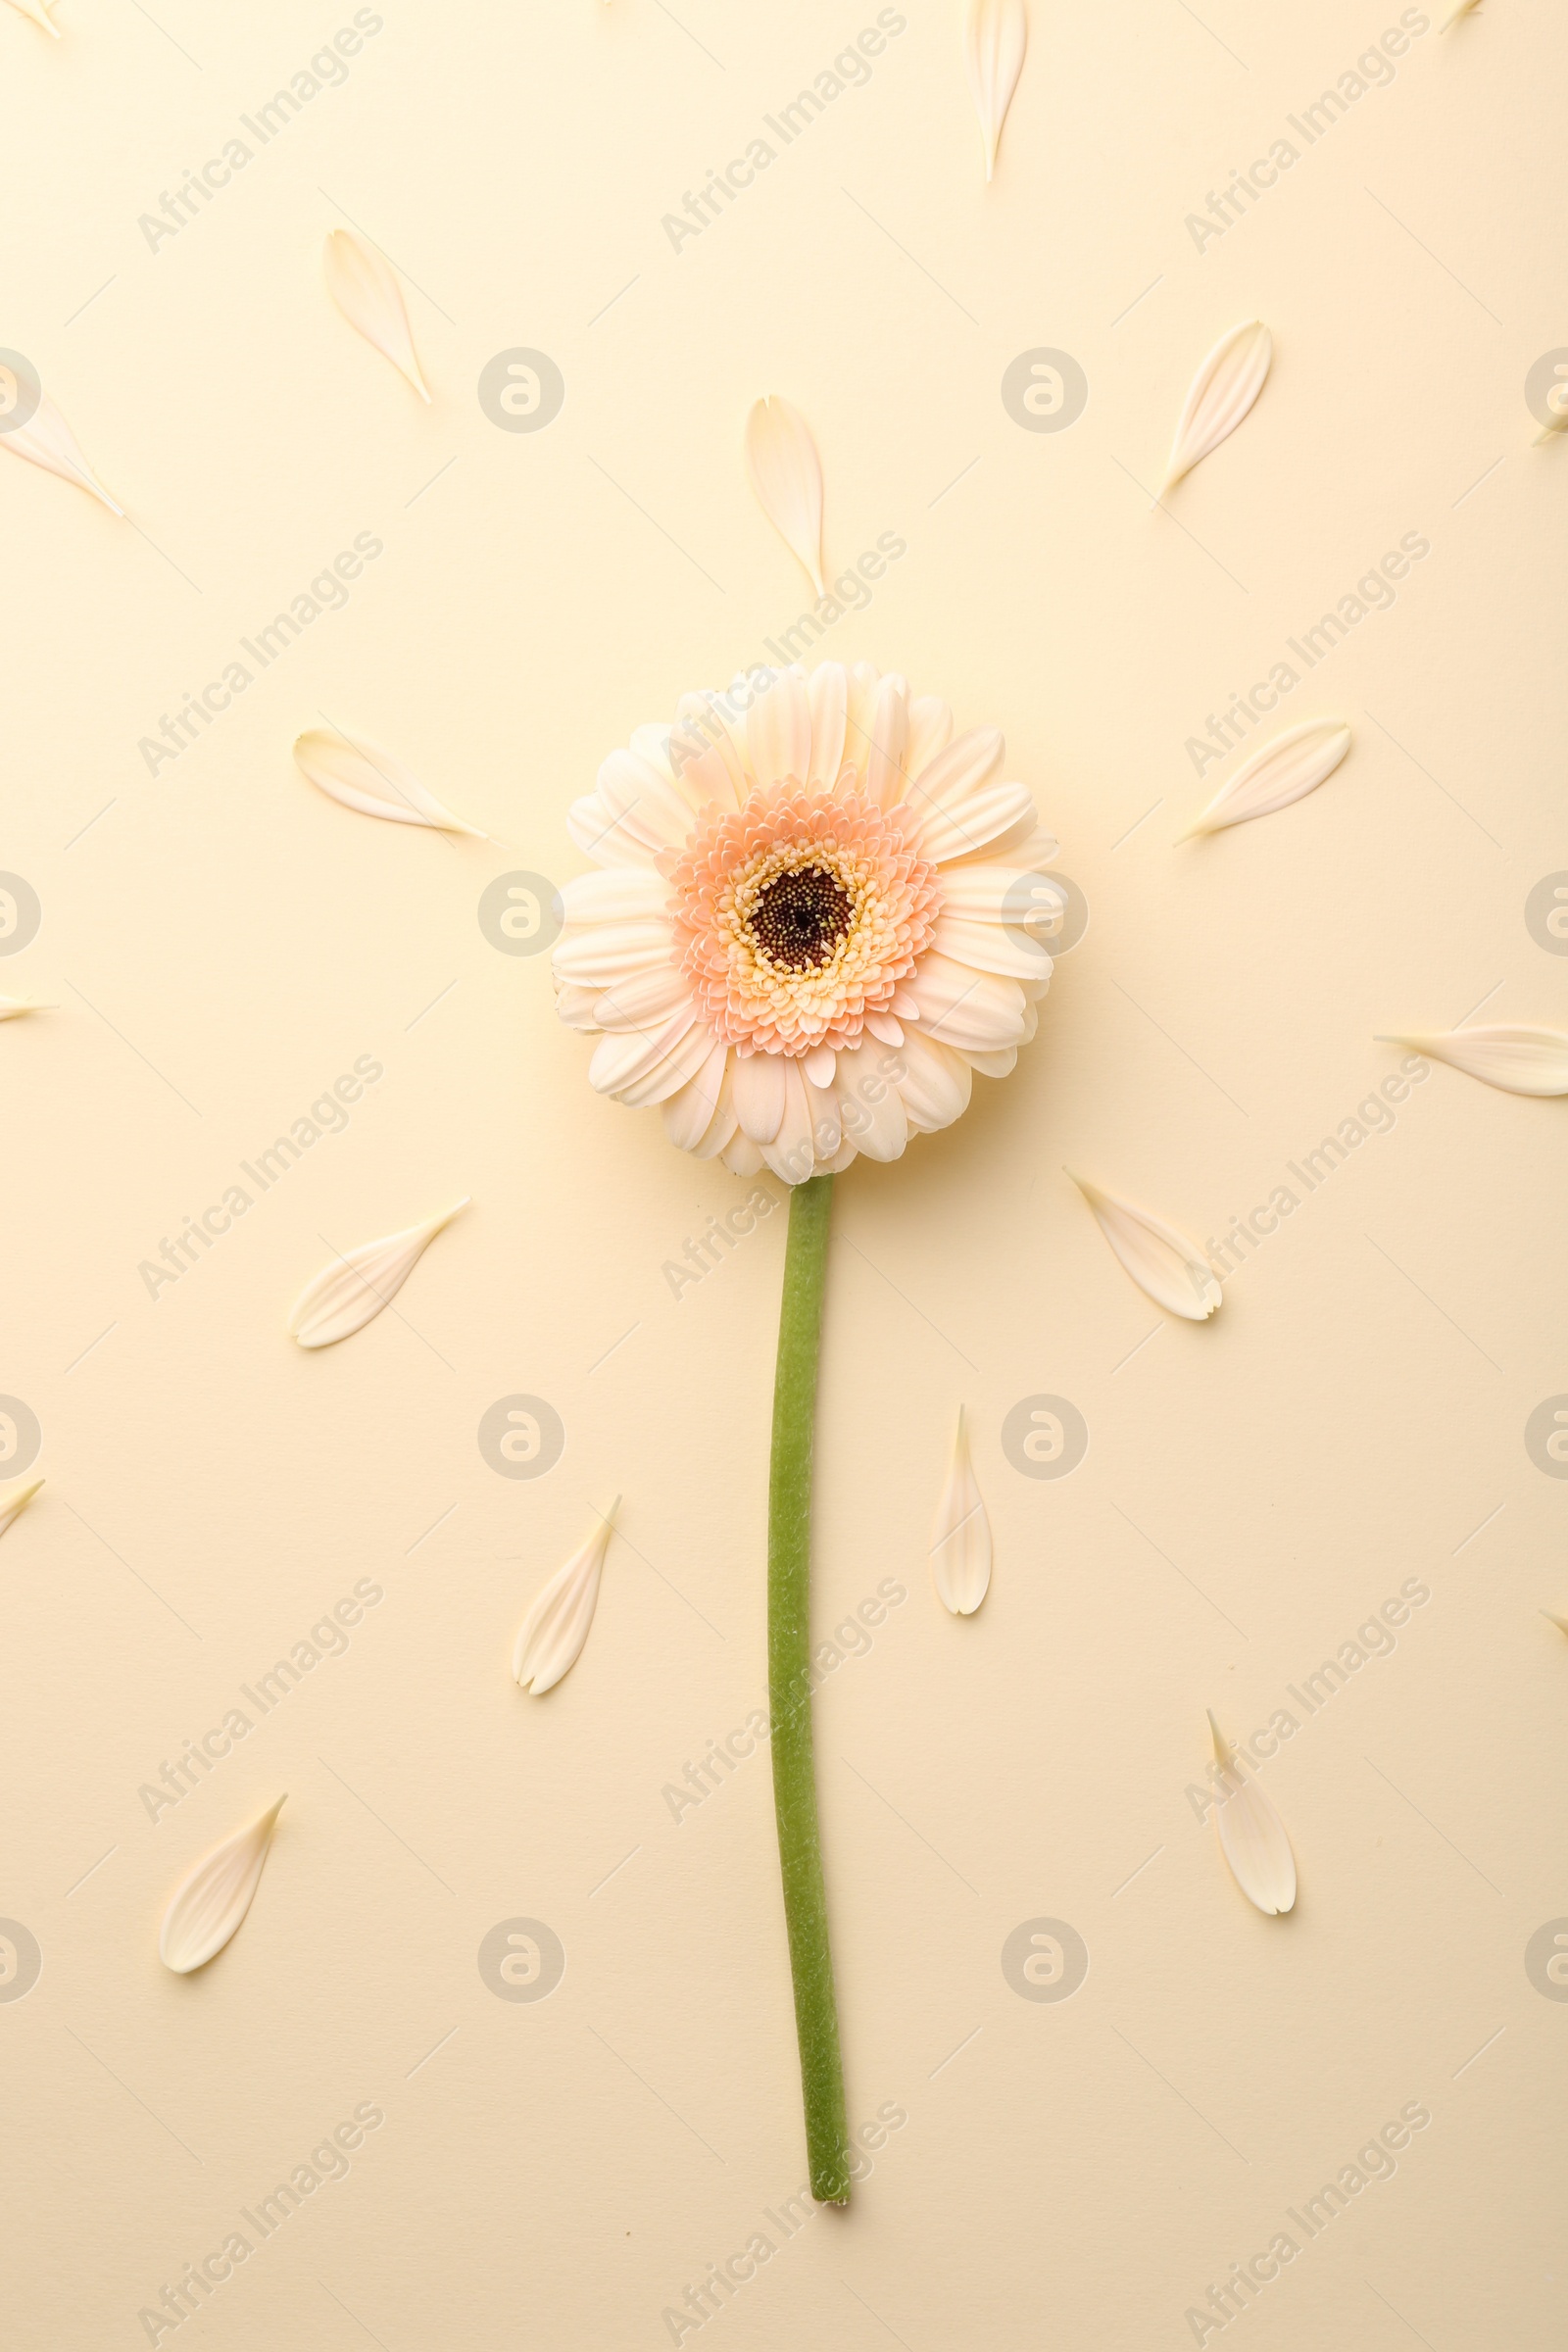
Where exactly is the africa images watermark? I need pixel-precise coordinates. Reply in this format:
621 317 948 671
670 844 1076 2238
1203 1053 1432 1286
662 9 907 256
1180 2100 1432 2341
137 12 387 254
1183 532 1431 779
136 533 385 777
1184 10 1432 255
137 1053 385 1300
136 2101 385 2343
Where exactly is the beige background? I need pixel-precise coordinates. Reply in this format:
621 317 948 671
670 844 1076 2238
3 0 1564 2343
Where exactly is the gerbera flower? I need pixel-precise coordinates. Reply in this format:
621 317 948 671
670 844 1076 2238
553 660 1060 1184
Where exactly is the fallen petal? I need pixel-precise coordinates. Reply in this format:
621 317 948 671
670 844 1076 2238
930 1408 992 1615
293 726 483 835
1179 719 1350 840
1 390 122 514
322 229 430 402
963 0 1028 181
1207 1713 1296 1916
514 1503 618 1693
745 396 825 593
4 0 60 32
0 1477 42 1539
288 1200 468 1348
160 1797 286 1973
1069 1171 1221 1321
1376 1026 1568 1098
1160 319 1272 495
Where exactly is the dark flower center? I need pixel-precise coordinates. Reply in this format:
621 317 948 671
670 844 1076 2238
749 865 855 970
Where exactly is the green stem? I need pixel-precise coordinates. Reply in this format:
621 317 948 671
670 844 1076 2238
767 1172 850 2205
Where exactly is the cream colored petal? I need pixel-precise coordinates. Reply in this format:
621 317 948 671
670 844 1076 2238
807 662 849 788
929 911 1053 982
596 749 697 852
514 1506 617 1695
566 795 664 868
721 1130 766 1177
692 1061 739 1160
1440 0 1480 24
559 867 669 926
761 1059 819 1185
745 396 824 592
931 1409 992 1614
840 662 882 784
0 1477 43 1539
670 694 746 809
610 1019 715 1108
2 391 122 514
288 1200 467 1348
322 228 429 401
805 1065 841 1156
5 0 61 36
1375 1026 1568 1098
592 966 690 1029
1541 1611 1568 1640
905 954 1027 1052
748 666 811 789
864 674 909 808
1160 319 1272 495
1207 1713 1296 1916
553 920 674 988
662 1042 730 1152
893 1031 972 1135
963 0 1028 181
589 1009 697 1097
833 1037 909 1161
732 1050 789 1143
0 997 50 1019
292 727 481 835
966 1046 1018 1079
943 813 1057 869
160 1798 285 1974
1179 719 1350 840
1070 1173 1221 1321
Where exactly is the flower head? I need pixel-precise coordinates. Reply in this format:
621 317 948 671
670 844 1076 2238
554 662 1060 1184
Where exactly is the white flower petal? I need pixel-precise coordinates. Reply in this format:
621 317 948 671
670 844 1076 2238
1179 719 1350 840
906 954 1027 1052
1160 319 1272 495
592 966 690 1029
893 1032 972 1135
1376 1026 1568 1098
930 1409 992 1614
748 666 811 790
322 229 429 402
5 0 61 36
805 1066 841 1157
566 796 664 869
670 695 746 809
692 1062 739 1160
745 396 825 593
804 1044 837 1088
0 1477 43 1540
553 921 674 988
292 727 481 835
1207 1713 1296 1916
2 390 122 514
160 1797 285 1974
864 674 909 808
721 1130 766 1176
0 997 48 1020
930 911 1053 983
662 1042 730 1152
963 0 1028 181
560 867 669 927
610 1019 715 1108
761 1059 819 1184
966 1046 1018 1079
514 1507 617 1694
1070 1173 1220 1321
833 1036 908 1161
589 1009 697 1096
807 662 848 788
840 662 882 785
288 1201 467 1348
732 1050 789 1143
596 750 697 852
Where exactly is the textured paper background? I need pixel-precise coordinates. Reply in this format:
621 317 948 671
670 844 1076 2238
3 0 1563 2344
